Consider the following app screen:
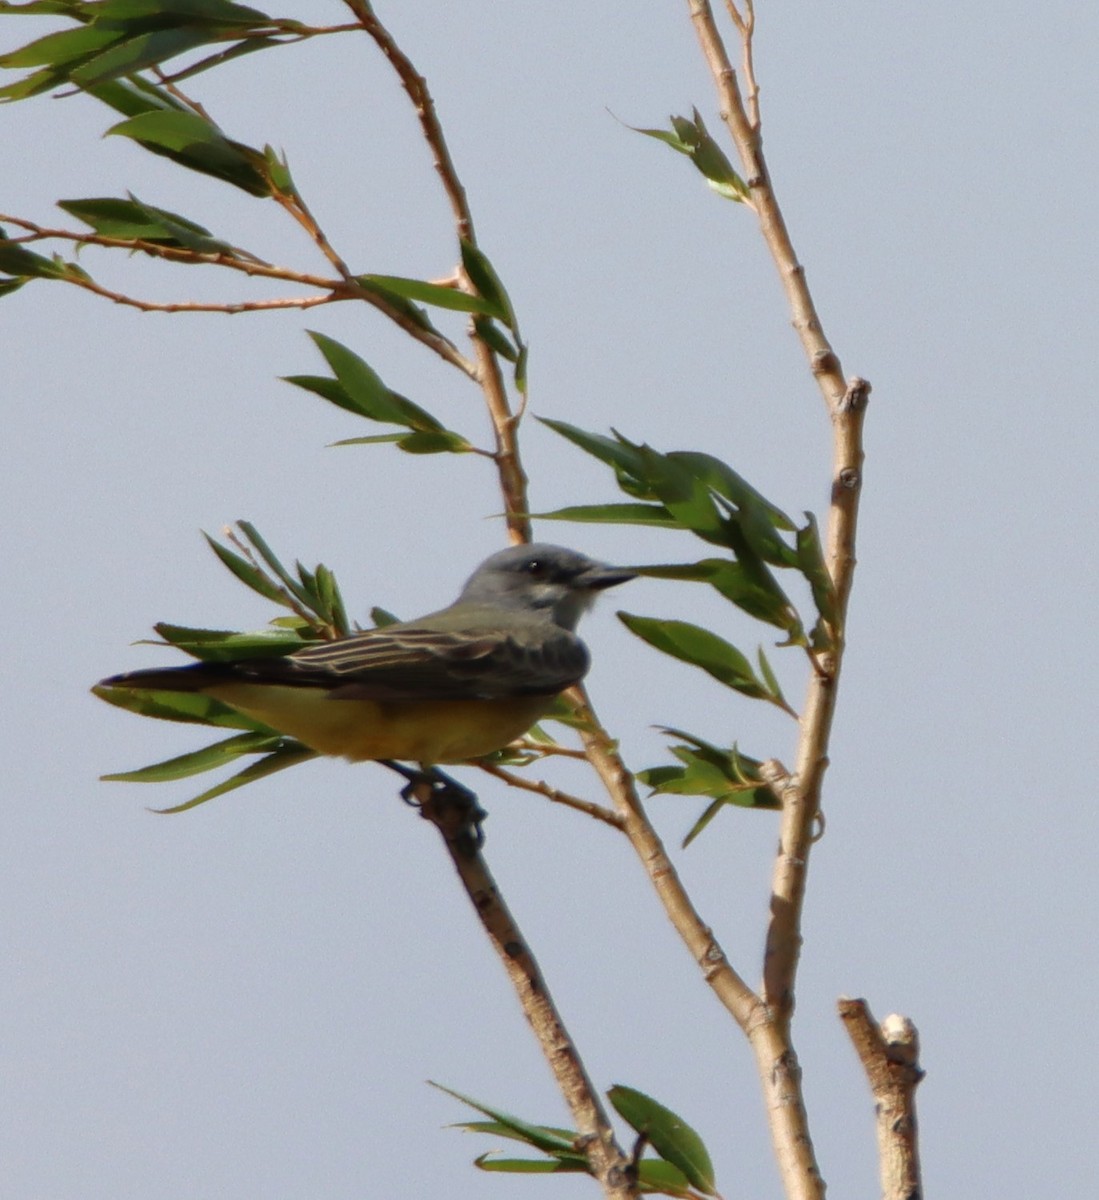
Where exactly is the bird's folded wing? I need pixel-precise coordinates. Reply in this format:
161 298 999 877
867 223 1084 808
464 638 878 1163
227 625 590 701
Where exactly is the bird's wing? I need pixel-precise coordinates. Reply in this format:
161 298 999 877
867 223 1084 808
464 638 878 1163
224 622 589 701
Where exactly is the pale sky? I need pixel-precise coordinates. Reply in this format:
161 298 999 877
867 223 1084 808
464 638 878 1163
4 3 1097 1197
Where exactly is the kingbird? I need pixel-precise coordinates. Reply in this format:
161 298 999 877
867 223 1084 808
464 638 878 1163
98 543 635 765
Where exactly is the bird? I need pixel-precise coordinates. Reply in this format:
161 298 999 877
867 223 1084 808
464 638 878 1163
97 543 635 766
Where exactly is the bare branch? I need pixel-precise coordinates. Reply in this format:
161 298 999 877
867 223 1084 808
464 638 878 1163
1 216 477 373
477 763 625 829
838 999 924 1200
405 771 634 1199
687 0 845 409
343 0 530 540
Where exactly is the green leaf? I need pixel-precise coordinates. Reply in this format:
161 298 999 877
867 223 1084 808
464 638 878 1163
150 741 317 813
756 645 793 714
353 276 442 336
796 511 837 625
58 195 236 254
471 315 518 361
635 1157 697 1198
203 532 290 605
513 339 528 395
0 275 27 297
234 520 312 607
69 27 222 88
0 23 121 70
460 238 515 329
152 621 306 660
532 502 678 528
474 1155 584 1174
91 683 274 731
303 331 443 430
106 109 270 197
538 417 648 480
370 606 399 627
95 0 272 25
359 273 506 321
618 612 770 702
102 730 282 782
0 234 69 279
88 73 191 118
634 109 751 205
607 1085 716 1196
397 429 472 454
262 143 294 193
430 1083 580 1157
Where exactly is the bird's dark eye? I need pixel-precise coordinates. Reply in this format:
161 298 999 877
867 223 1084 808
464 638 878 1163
526 559 547 578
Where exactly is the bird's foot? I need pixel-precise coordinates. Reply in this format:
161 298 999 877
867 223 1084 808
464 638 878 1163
381 761 487 852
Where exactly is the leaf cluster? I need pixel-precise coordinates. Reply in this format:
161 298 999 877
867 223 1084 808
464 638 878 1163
436 1082 721 1199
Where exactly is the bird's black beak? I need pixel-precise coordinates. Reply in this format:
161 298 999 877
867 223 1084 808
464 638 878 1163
579 565 637 591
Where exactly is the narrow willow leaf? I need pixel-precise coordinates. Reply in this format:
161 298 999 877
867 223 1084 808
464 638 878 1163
471 315 518 361
460 238 515 329
0 236 68 278
91 684 273 731
97 0 271 25
360 273 506 320
106 110 270 197
262 143 294 193
151 742 317 814
328 434 405 447
0 276 27 297
204 532 289 605
796 511 837 624
681 797 726 848
607 1085 716 1196
58 195 230 252
756 646 795 716
354 276 441 335
537 417 647 478
474 1156 584 1175
102 731 282 783
0 23 120 70
618 612 770 701
635 1157 696 1198
235 521 313 606
152 622 305 660
87 74 190 118
70 27 220 88
397 429 471 454
306 331 442 430
430 1083 579 1156
670 450 795 530
531 502 677 528
513 340 528 395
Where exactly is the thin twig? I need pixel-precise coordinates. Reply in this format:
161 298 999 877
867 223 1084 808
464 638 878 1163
61 278 339 315
2 216 477 373
838 999 924 1200
404 771 634 1199
343 0 531 541
478 763 624 829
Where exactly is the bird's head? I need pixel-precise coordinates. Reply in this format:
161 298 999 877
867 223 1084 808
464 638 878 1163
458 543 636 631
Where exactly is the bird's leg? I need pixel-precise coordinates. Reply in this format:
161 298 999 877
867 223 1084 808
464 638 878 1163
380 760 487 852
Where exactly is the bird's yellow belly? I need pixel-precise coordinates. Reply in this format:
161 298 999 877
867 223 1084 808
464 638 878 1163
208 684 552 764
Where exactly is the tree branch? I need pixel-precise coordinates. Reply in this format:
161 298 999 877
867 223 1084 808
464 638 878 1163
344 0 531 540
477 762 625 829
404 771 635 1199
838 999 924 1200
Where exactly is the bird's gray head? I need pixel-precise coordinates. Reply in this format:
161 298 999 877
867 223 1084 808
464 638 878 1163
458 543 636 631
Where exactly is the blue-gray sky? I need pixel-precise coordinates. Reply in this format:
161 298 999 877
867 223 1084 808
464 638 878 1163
4 3 1097 1197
